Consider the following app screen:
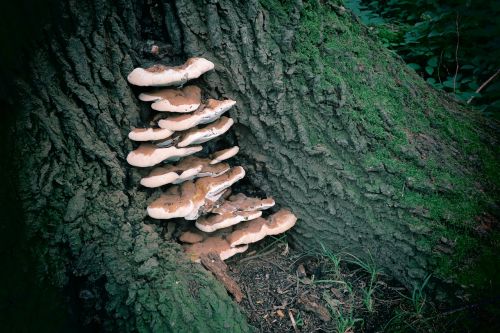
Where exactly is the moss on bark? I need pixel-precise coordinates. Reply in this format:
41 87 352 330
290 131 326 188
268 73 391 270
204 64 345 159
7 0 499 330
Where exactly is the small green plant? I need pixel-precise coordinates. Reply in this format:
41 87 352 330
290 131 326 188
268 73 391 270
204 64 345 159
320 243 342 279
295 311 304 327
345 253 383 284
383 274 433 331
408 273 432 316
332 307 364 333
345 252 383 313
362 286 375 313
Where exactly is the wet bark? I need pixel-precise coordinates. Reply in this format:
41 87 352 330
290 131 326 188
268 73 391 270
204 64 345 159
9 0 498 331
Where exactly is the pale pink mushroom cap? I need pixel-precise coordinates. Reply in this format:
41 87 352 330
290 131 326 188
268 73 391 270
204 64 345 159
127 57 215 87
138 85 202 112
158 99 236 131
227 209 297 247
195 211 263 233
209 146 239 164
128 127 174 141
177 116 234 147
147 182 197 219
184 237 248 262
126 144 202 167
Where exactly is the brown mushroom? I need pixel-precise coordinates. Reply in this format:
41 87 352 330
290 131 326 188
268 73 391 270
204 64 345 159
186 156 230 177
179 230 205 244
127 57 215 87
184 236 248 262
140 163 203 188
140 156 230 188
209 146 239 164
195 211 262 233
226 209 297 247
126 143 202 167
158 99 236 131
128 127 174 142
184 166 246 220
147 182 197 220
212 193 275 215
146 166 245 220
139 85 202 112
177 116 234 147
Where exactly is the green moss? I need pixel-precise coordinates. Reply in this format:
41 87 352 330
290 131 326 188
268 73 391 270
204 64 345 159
262 0 499 288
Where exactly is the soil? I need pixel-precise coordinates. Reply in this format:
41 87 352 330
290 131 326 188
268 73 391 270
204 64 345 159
225 238 404 333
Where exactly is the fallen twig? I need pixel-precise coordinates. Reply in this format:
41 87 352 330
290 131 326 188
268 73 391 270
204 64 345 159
298 294 331 322
200 252 243 302
296 271 300 297
245 286 257 311
467 68 500 104
288 309 299 333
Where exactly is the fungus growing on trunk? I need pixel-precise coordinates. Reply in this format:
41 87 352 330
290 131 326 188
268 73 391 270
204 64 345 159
140 155 230 188
195 210 263 233
184 237 248 263
147 166 246 220
179 230 205 244
126 57 297 266
212 193 275 214
139 85 202 112
127 57 215 86
177 116 234 147
226 209 297 247
140 163 203 188
209 146 239 164
128 127 174 141
126 144 202 167
158 99 236 131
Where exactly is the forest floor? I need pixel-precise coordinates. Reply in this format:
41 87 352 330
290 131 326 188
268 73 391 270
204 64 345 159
226 237 403 332
224 236 499 333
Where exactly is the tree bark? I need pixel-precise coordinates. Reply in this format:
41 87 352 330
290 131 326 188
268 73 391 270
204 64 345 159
9 0 498 331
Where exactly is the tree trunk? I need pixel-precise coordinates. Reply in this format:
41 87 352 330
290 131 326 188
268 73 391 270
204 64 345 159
9 0 498 331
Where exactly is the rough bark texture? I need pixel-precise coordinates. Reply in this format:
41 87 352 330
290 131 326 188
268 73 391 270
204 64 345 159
9 0 499 331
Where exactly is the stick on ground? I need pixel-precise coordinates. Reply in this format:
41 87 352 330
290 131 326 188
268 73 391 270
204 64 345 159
200 252 244 302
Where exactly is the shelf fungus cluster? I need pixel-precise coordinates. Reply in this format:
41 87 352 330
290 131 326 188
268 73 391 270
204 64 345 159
126 57 297 262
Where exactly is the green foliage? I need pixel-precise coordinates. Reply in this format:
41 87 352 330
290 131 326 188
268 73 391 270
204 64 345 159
295 311 305 327
344 253 383 313
345 0 500 118
320 243 342 279
333 307 364 333
383 274 436 332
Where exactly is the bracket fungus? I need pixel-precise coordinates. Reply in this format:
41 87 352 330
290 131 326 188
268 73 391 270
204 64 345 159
195 211 263 233
128 127 174 142
212 193 276 215
139 85 202 112
127 57 215 86
177 116 234 147
126 57 297 266
226 209 297 247
185 237 249 263
140 163 203 188
147 166 245 220
140 155 231 188
158 99 236 131
179 230 206 244
209 146 239 164
126 144 202 167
